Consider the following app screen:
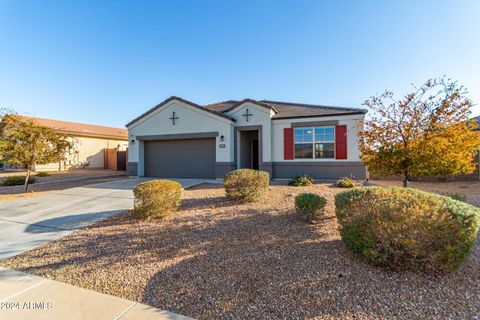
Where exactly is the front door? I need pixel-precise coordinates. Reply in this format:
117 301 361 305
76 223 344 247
252 139 259 170
239 130 259 170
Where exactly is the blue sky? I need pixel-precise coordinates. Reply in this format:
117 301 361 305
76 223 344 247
1 0 479 128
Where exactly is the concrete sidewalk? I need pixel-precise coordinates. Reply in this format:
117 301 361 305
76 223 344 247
0 267 192 320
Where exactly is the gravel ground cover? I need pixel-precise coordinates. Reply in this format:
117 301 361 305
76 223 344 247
1 182 479 319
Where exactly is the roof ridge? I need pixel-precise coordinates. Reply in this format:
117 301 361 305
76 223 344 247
204 100 239 108
260 99 367 112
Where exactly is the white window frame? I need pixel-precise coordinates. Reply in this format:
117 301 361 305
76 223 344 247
293 126 335 159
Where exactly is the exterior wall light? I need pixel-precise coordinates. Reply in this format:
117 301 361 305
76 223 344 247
220 135 224 141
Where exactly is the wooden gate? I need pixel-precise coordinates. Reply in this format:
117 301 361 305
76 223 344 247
104 148 127 171
116 151 127 171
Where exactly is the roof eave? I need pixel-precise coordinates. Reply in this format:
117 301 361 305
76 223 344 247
56 130 128 140
272 111 367 120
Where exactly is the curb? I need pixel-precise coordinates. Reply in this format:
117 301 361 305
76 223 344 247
0 174 128 191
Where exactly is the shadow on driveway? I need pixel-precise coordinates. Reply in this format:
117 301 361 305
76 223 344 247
24 210 123 233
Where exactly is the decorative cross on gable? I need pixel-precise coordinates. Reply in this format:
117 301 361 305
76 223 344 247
169 111 179 125
242 108 253 122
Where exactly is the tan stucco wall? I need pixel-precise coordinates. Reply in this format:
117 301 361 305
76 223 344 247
34 136 128 171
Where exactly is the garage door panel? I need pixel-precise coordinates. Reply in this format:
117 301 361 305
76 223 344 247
145 138 215 178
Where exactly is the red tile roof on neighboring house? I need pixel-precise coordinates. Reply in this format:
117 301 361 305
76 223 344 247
20 115 128 140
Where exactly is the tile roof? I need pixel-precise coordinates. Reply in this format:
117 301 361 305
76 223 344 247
20 115 128 140
128 97 367 127
205 99 367 119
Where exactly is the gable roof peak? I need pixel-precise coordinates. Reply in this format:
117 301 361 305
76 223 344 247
224 98 279 114
126 96 235 127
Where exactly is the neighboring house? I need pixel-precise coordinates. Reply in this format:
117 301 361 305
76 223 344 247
126 96 367 180
19 116 128 171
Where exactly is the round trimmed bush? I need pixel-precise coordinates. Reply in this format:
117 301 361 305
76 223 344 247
295 193 327 223
335 187 480 272
288 174 314 187
224 169 269 203
336 177 359 188
133 180 182 220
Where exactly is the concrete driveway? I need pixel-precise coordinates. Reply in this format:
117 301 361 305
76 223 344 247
0 177 218 259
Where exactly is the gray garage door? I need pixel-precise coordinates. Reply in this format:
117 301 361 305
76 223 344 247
144 138 216 179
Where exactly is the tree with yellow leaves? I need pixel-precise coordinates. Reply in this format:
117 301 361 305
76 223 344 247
359 77 480 187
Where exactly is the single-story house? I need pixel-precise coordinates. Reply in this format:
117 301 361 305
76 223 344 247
20 116 129 171
126 96 367 180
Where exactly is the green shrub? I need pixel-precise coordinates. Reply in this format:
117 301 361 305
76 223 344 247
35 171 50 177
295 193 327 223
336 177 359 188
447 193 466 202
3 176 36 186
288 174 314 187
335 187 480 272
133 180 182 220
224 169 269 203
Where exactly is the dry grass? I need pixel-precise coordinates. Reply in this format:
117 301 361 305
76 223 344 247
1 182 479 319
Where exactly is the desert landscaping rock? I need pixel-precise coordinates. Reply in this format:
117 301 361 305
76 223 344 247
1 182 478 319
